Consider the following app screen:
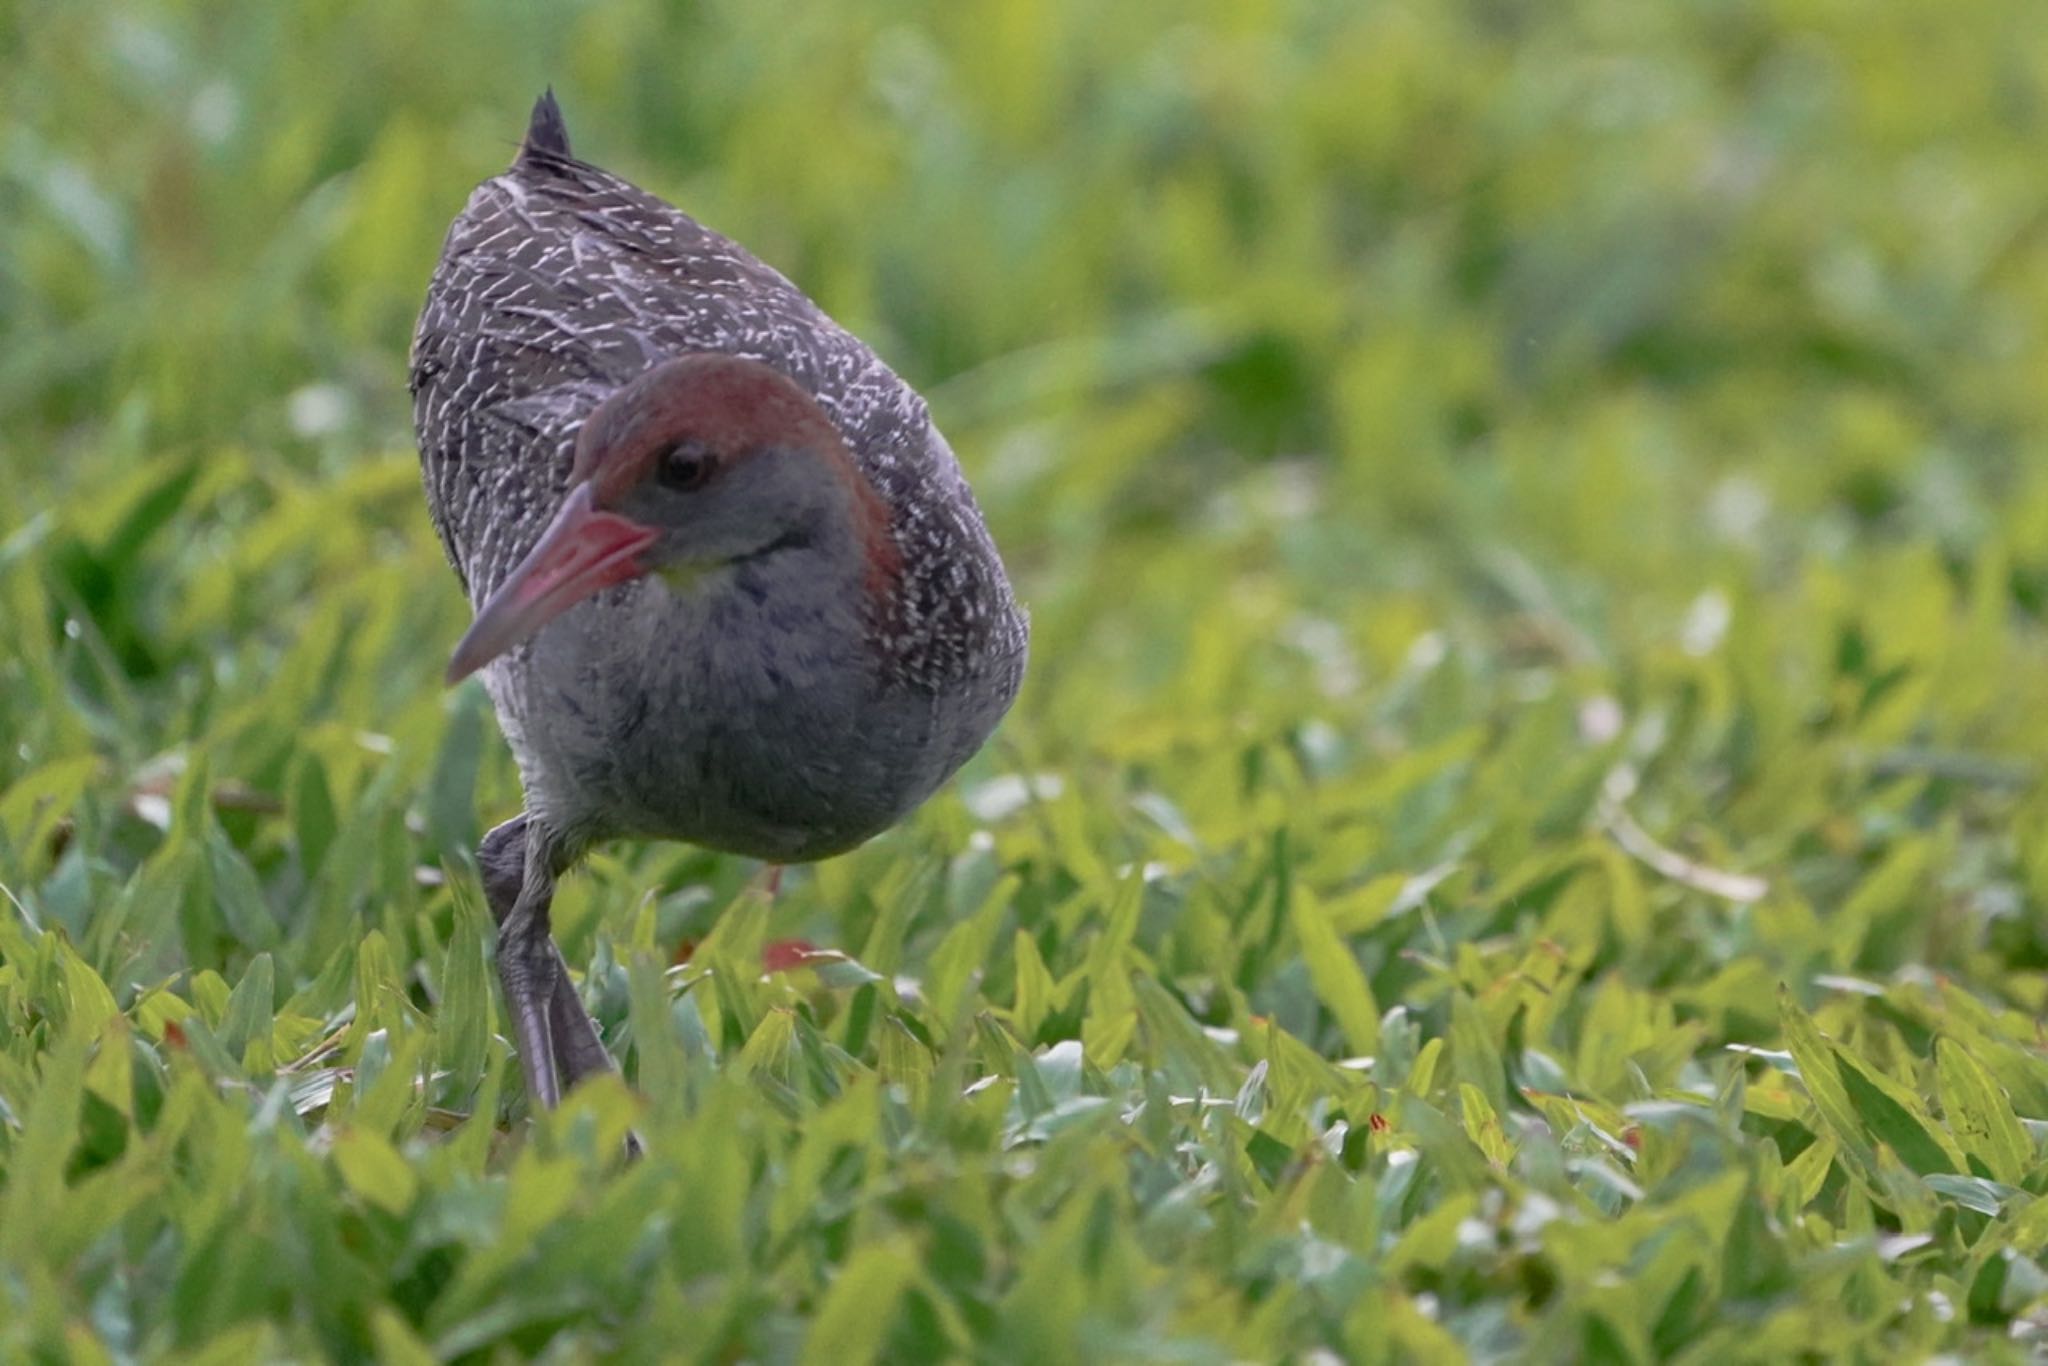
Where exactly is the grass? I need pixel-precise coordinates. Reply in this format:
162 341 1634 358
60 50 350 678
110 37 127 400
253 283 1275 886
7 0 2048 1358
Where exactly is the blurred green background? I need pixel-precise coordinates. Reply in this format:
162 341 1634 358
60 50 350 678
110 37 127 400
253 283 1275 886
8 0 2048 1358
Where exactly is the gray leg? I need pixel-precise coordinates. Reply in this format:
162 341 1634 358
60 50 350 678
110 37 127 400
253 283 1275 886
478 815 616 1103
500 836 562 1109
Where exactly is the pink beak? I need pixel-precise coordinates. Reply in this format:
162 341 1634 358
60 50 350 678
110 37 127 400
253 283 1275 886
445 483 661 685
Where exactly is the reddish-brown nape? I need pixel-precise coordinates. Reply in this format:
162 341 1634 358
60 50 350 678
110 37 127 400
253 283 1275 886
573 354 903 596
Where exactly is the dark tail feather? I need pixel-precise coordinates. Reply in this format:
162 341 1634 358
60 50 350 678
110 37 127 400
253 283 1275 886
519 88 573 163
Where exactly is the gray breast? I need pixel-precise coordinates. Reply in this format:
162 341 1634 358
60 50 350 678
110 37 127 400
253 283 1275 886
487 565 1011 860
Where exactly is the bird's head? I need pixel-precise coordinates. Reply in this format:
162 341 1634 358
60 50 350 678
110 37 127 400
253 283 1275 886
445 353 898 684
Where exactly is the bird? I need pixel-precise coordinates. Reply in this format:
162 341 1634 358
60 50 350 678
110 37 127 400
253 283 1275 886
409 91 1028 1113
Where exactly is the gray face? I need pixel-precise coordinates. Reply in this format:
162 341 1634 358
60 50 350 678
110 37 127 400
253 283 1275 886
442 354 905 689
612 443 846 577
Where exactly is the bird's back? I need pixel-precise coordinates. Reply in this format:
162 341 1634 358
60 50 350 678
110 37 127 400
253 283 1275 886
411 95 1026 696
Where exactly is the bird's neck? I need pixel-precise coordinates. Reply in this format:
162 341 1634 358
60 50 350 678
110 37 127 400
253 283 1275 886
699 483 897 670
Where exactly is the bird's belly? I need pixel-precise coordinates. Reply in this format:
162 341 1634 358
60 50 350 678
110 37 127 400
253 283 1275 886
608 686 957 861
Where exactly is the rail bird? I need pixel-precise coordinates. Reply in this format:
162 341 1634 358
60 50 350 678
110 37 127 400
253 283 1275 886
411 92 1027 1110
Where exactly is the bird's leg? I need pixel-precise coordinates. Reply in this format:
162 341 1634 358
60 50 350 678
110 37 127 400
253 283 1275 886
501 835 562 1109
479 817 616 1093
547 979 618 1091
481 818 642 1158
478 816 585 1109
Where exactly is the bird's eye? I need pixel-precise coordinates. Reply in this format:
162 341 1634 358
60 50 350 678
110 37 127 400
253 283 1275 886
657 442 716 492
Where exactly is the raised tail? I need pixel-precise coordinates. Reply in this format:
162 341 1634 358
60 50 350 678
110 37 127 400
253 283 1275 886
518 87 573 164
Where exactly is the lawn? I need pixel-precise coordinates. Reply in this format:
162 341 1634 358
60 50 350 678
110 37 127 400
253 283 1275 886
7 0 2048 1359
